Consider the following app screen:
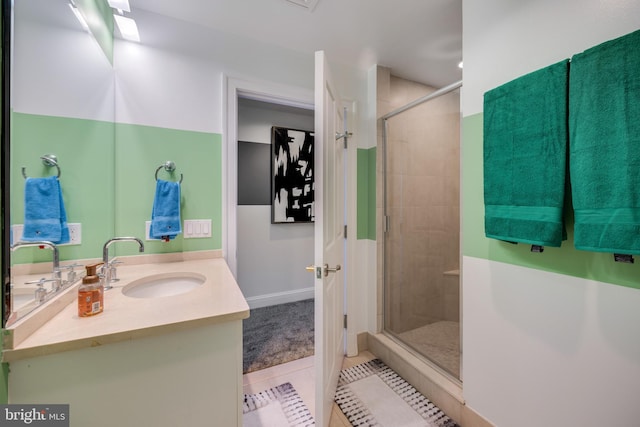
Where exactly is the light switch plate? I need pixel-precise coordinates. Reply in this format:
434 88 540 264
183 219 212 238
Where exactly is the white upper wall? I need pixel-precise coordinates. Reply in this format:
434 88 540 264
114 40 224 133
12 4 114 122
462 0 640 116
114 7 320 134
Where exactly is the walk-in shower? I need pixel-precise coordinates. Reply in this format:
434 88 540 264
381 76 462 381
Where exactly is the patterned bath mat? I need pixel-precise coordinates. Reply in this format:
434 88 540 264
243 382 315 427
335 359 460 427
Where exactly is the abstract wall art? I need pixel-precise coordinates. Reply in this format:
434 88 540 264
271 126 314 223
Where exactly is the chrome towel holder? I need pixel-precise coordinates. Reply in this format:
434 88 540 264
155 161 183 183
22 154 61 179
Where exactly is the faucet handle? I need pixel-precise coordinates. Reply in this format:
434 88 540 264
109 260 124 282
60 263 82 284
61 263 82 271
24 277 57 297
24 277 56 286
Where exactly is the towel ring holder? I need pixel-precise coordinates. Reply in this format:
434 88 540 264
155 161 183 184
22 154 61 179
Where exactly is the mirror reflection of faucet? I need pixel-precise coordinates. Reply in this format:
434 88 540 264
23 277 55 304
102 237 145 290
10 241 61 290
10 241 87 310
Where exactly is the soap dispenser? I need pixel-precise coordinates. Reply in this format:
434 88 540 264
78 262 104 317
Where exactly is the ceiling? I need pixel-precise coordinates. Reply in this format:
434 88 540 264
128 0 462 88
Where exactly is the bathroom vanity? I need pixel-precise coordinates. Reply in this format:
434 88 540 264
2 252 249 427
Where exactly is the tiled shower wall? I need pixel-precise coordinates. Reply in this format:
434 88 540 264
377 67 460 334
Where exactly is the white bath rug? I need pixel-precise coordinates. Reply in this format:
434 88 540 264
335 359 459 427
243 382 315 427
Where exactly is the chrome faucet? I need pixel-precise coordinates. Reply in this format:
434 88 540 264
102 237 145 289
11 241 61 291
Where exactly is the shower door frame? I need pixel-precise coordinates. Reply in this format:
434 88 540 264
380 79 463 381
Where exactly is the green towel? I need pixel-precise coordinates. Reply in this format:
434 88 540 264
483 59 569 247
570 29 640 254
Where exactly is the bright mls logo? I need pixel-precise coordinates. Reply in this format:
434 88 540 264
0 405 69 426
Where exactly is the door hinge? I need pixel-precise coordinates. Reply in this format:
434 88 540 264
343 314 348 329
344 224 347 238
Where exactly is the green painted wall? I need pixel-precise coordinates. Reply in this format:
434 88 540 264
114 123 222 256
11 113 115 264
10 113 222 263
357 147 376 240
463 112 640 289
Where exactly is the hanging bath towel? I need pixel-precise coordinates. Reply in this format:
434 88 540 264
150 179 182 240
483 59 569 247
569 29 640 254
22 175 70 244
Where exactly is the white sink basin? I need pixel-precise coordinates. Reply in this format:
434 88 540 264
122 272 205 298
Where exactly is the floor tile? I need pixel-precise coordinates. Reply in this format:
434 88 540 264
242 351 377 426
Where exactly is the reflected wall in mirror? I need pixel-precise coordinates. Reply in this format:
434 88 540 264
5 0 115 326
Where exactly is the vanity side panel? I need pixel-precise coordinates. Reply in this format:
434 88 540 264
8 321 242 427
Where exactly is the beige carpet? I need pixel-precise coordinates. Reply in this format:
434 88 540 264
398 320 460 378
243 299 314 373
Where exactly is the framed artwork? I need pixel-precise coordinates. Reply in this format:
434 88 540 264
271 126 314 223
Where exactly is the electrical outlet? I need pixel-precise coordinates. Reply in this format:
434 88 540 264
145 221 161 241
11 223 81 245
11 224 24 243
67 223 81 245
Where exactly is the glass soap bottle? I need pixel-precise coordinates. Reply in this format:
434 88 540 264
78 262 104 317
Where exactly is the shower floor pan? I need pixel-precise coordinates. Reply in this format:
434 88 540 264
398 320 460 379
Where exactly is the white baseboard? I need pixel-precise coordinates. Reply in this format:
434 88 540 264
245 287 314 309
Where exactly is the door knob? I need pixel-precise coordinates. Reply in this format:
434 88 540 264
306 264 341 278
324 264 341 275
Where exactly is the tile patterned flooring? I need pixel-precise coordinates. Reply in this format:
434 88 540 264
242 351 377 427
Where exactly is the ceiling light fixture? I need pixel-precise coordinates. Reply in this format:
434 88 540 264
114 14 140 42
107 0 130 13
68 3 90 32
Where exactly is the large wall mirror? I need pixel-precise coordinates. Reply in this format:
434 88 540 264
3 0 115 326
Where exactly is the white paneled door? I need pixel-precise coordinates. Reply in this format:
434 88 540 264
312 50 346 427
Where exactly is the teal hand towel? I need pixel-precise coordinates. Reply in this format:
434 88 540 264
569 29 640 254
483 59 569 247
150 179 181 240
22 176 70 244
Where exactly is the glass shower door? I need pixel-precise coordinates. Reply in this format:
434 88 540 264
382 85 461 380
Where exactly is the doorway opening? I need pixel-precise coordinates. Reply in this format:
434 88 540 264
235 96 316 373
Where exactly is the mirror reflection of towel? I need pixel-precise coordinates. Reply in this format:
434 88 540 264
150 179 181 240
22 176 70 244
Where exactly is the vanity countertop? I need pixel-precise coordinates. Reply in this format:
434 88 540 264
2 256 249 363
